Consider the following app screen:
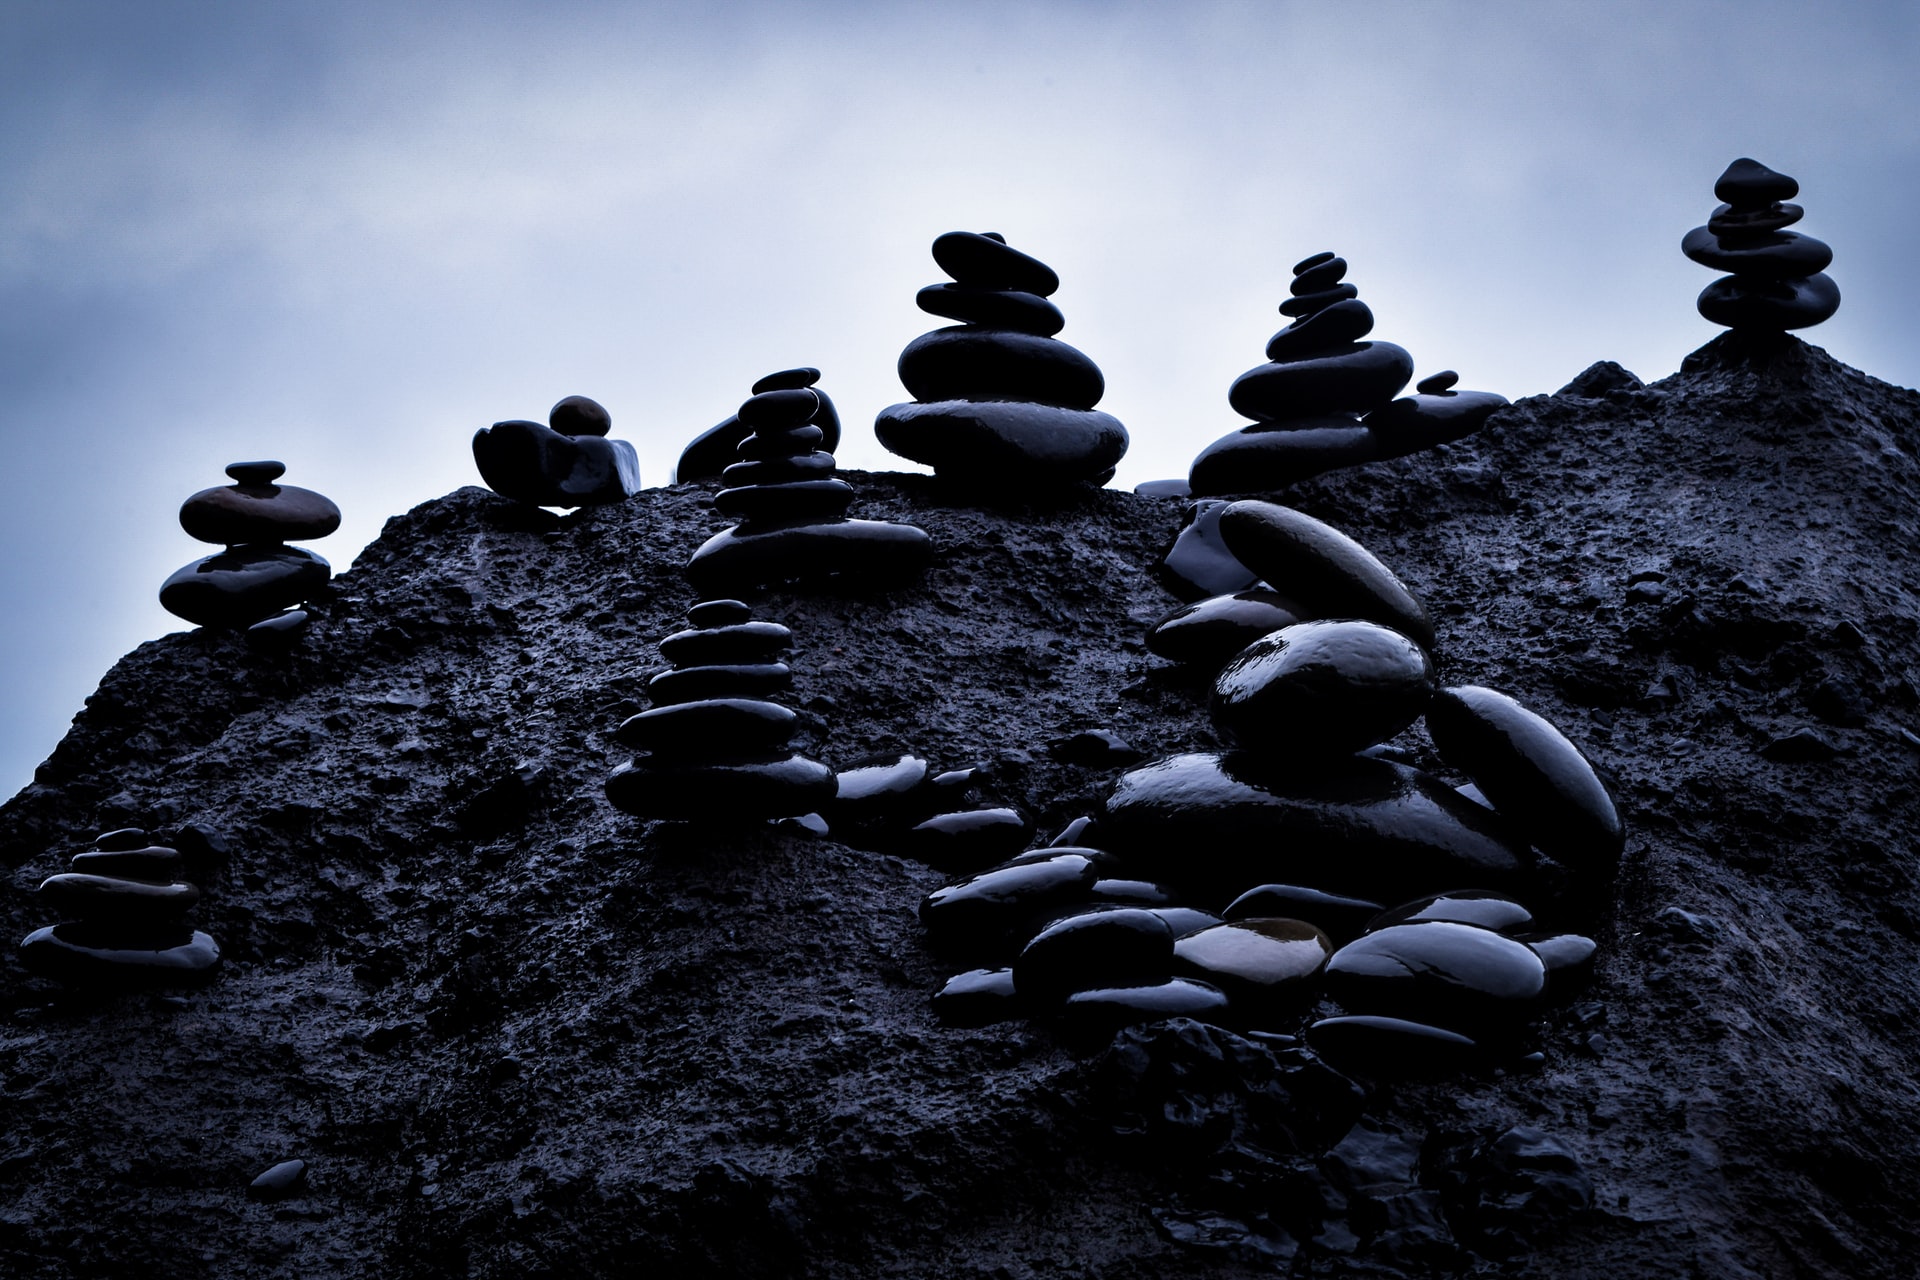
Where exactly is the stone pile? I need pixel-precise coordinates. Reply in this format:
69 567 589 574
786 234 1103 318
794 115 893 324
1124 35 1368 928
19 827 221 987
675 367 841 483
159 460 339 640
876 231 1128 493
472 394 640 507
1684 158 1839 331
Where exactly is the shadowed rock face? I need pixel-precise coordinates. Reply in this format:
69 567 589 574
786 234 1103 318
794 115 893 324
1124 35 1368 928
4 333 1920 1277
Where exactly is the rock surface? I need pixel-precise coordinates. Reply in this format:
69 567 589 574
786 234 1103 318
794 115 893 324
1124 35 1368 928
3 333 1920 1277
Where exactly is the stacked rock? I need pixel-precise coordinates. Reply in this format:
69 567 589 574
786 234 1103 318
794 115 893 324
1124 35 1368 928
472 394 641 507
1188 252 1505 496
675 368 840 483
1684 158 1839 332
19 827 221 987
159 460 339 638
876 231 1128 493
605 599 837 822
685 378 932 594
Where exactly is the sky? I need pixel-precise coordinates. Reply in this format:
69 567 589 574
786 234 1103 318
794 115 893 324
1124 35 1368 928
2 0 1917 798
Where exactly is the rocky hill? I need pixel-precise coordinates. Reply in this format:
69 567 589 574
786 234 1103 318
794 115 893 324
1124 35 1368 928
3 332 1918 1279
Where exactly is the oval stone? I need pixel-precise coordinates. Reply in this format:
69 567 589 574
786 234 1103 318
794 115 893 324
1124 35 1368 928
1424 685 1623 872
738 388 819 430
1708 201 1802 235
897 328 1105 410
37 873 200 920
225 461 284 484
920 853 1101 947
916 284 1065 336
735 426 825 461
94 828 152 851
1158 501 1262 602
932 967 1024 1027
646 663 791 707
1061 977 1230 1032
1365 389 1508 459
603 754 837 821
471 420 641 507
828 753 933 826
1212 620 1435 755
685 519 934 595
1013 908 1174 1003
1217 501 1434 648
1366 889 1533 934
19 923 221 986
658 621 792 667
613 698 797 758
1278 283 1360 317
714 479 856 525
1306 1014 1480 1076
1291 256 1348 294
1223 884 1382 942
874 400 1127 490
159 545 332 629
548 394 612 437
930 231 1060 295
70 845 183 879
1326 921 1547 1033
248 1159 310 1202
751 367 821 394
1518 932 1599 991
1229 341 1414 420
687 599 754 628
179 482 342 546
1714 157 1797 205
1146 590 1309 668
718 452 838 488
1264 298 1375 361
1696 272 1840 331
902 808 1032 873
1188 419 1379 496
1681 226 1832 279
1172 918 1331 1007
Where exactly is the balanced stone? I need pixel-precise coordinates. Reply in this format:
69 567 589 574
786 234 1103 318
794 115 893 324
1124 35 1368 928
1211 619 1435 756
916 284 1065 335
1158 501 1263 602
646 662 791 706
1325 921 1547 1034
160 545 331 629
1188 419 1379 495
1424 685 1624 872
930 231 1060 295
162 459 340 632
37 874 200 921
1306 1014 1479 1076
657 620 792 666
1217 501 1435 648
604 755 836 821
613 698 798 759
179 467 342 545
20 923 221 986
472 399 641 507
1223 884 1383 942
1684 159 1839 332
549 395 612 437
94 828 151 851
677 368 842 483
1365 889 1533 934
1171 918 1332 1009
902 808 1031 873
932 967 1024 1027
70 845 183 879
1146 590 1309 668
1365 369 1509 461
1013 907 1174 1003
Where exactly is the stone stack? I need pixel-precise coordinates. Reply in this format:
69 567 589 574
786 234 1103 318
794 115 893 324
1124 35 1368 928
876 231 1128 493
472 394 641 507
1188 252 1504 495
676 367 841 483
605 599 836 822
159 460 339 639
19 827 221 987
685 378 932 593
1684 158 1839 332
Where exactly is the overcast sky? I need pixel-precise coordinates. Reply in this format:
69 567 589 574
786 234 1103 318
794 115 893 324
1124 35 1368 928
2 0 1916 798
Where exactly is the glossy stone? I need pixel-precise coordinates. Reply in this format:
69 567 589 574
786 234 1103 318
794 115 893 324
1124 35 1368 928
1159 501 1263 602
645 663 791 707
1133 479 1191 499
604 754 837 821
160 545 331 629
1223 884 1382 942
1519 933 1598 990
248 1159 309 1202
1085 878 1177 907
1061 978 1230 1031
1681 227 1833 278
752 367 822 394
1048 729 1142 766
1365 388 1508 459
685 519 934 594
1146 590 1309 668
1366 890 1533 934
179 479 342 546
932 967 1023 1027
614 698 797 758
1416 371 1459 394
1003 843 1116 870
688 599 754 628
827 753 932 826
736 426 826 461
902 808 1032 873
1013 907 1175 1003
719 452 839 487
658 621 792 667
1264 299 1375 361
677 376 841 483
549 395 612 437
897 328 1104 410
37 873 200 920
69 845 183 879
1228 342 1414 421
472 419 641 507
1306 1014 1479 1076
19 922 221 986
1212 620 1435 755
1172 918 1331 1007
1709 201 1802 235
930 231 1059 295
1099 752 1536 904
1326 921 1547 1033
246 610 311 647
739 388 819 429
94 828 152 851
1187 420 1380 498
1697 272 1841 331
916 284 1065 335
1217 501 1434 648
1425 685 1624 872
920 853 1101 946
875 400 1128 489
1715 157 1797 205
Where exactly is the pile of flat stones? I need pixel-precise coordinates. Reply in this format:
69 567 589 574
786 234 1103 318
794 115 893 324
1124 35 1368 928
1684 158 1840 332
472 394 641 507
19 827 221 987
675 367 841 483
159 460 340 640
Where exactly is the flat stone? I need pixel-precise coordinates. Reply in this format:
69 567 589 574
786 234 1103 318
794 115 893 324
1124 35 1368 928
1697 272 1841 331
1264 299 1375 361
1158 501 1262 601
658 621 793 667
225 461 285 484
827 753 933 827
1682 226 1833 278
685 519 934 594
179 481 342 546
1425 685 1624 872
645 662 791 707
160 545 332 629
19 923 221 987
37 873 200 921
1294 251 1337 274
735 426 826 461
1133 479 1191 498
932 967 1024 1027
604 753 836 822
1223 884 1382 942
1013 907 1174 1003
874 400 1128 489
930 231 1060 295
920 852 1102 949
897 328 1105 410
1708 201 1802 235
69 845 183 879
714 479 856 525
1366 890 1533 934
1365 389 1508 459
1212 619 1435 755
1714 157 1798 205
1048 730 1142 766
915 284 1065 336
1230 341 1414 420
1291 256 1348 294
94 828 151 851
751 367 821 394
1172 918 1332 1008
1326 921 1547 1033
719 452 839 488
248 1159 309 1202
687 599 754 628
1306 1014 1479 1076
1147 590 1309 668
1002 844 1117 870
1099 752 1536 905
548 395 611 437
1217 501 1435 648
1416 371 1459 394
613 698 798 758
739 388 820 431
245 610 311 647
471 420 641 506
901 808 1032 874
1279 283 1360 317
1187 419 1379 496
1061 977 1230 1032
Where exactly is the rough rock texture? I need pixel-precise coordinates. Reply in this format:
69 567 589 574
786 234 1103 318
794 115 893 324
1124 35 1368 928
4 331 1920 1277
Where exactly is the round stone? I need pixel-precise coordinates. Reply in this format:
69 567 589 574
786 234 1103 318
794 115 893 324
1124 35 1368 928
70 845 183 879
1264 299 1375 361
1172 918 1332 1007
739 388 819 430
548 395 611 437
719 453 838 488
224 461 285 484
1217 501 1434 648
1681 226 1833 278
1366 890 1533 934
603 754 837 822
932 968 1023 1027
1147 590 1310 668
1188 419 1379 496
920 853 1102 949
646 662 791 707
1223 884 1382 942
179 482 342 546
930 231 1060 295
751 367 821 394
916 284 1066 336
37 873 200 921
1228 341 1414 420
687 599 753 628
1013 907 1174 1003
901 808 1032 874
19 923 221 987
1306 1014 1479 1076
1697 272 1841 331
714 479 856 525
873 400 1128 490
1326 921 1547 1033
160 545 332 629
897 328 1105 410
1714 157 1798 206
1211 619 1435 755
658 621 793 667
613 698 797 758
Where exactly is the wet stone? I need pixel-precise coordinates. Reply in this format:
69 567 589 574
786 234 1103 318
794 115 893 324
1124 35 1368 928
1681 227 1833 278
719 452 838 487
1002 843 1117 870
902 808 1032 873
179 478 343 546
94 828 152 852
1048 729 1143 766
1518 933 1598 991
739 388 819 429
1133 478 1191 499
249 1159 309 1202
1014 907 1175 1004
687 599 754 628
713 478 856 524
1146 590 1309 668
1159 501 1262 602
1228 341 1413 420
69 845 183 879
225 461 284 485
874 400 1128 492
37 874 201 921
1264 298 1375 361
548 394 612 438
897 327 1105 410
1306 1014 1480 1076
1326 921 1547 1034
686 519 934 594
1365 387 1508 459
1709 201 1802 235
160 545 332 630
19 923 222 987
1697 272 1840 331
1223 884 1382 943
1278 282 1360 317
471 419 641 507
735 425 825 460
613 698 798 759
752 367 821 394
1172 918 1332 1009
1187 419 1380 497
604 754 837 822
246 610 311 648
1212 619 1435 756
920 853 1101 950
657 621 792 667
1217 501 1434 649
1365 890 1533 934
1415 371 1459 394
1086 878 1178 907
645 662 791 707
932 968 1023 1027
826 753 932 828
1061 977 1230 1033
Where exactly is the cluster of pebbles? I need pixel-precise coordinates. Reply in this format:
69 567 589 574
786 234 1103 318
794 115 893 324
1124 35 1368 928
1684 158 1840 332
1185 251 1506 497
921 501 1619 1073
159 460 340 642
876 231 1129 492
471 394 641 507
685 375 932 593
19 827 221 987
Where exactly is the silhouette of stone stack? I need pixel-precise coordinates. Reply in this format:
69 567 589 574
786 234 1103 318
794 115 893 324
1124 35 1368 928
1684 158 1839 332
159 460 339 640
876 231 1128 493
686 378 931 594
1189 252 1504 495
472 394 640 507
605 599 836 822
676 367 841 483
19 826 221 987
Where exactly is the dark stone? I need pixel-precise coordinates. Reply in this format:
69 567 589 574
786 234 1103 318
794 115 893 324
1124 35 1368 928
1051 815 1095 847
1425 685 1624 872
1366 890 1533 934
1416 371 1459 394
19 922 221 986
645 663 791 707
1217 501 1435 649
1013 907 1174 1003
1171 918 1331 1010
1187 420 1380 497
1293 251 1337 274
548 395 611 438
1278 283 1360 317
1003 843 1116 870
248 1159 309 1202
1365 389 1509 459
714 479 856 524
604 754 837 822
245 610 311 648
69 845 183 879
1517 933 1598 991
1211 620 1435 755
94 828 151 851
657 621 793 667
1223 885 1382 943
718 452 839 488
751 367 821 394
685 519 934 594
1291 255 1347 294
1228 342 1414 421
920 852 1101 949
471 419 641 507
1305 1014 1480 1076
739 388 819 430
1326 921 1547 1033
1682 227 1833 278
1159 501 1262 602
1555 361 1643 398
897 328 1105 410
931 967 1023 1027
1263 299 1375 361
1061 978 1230 1032
37 873 200 920
902 808 1032 873
1715 157 1798 205
675 416 747 484
224 461 284 484
1436 1126 1593 1257
1085 878 1178 907
1697 272 1840 331
930 231 1059 295
613 698 798 758
179 479 342 546
1146 590 1309 668
1761 727 1840 762
687 599 753 628
1048 729 1143 766
874 400 1128 489
160 545 332 629
1133 479 1191 498
735 426 825 461
915 284 1065 336
1709 201 1803 235
827 753 932 827
1099 752 1536 905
